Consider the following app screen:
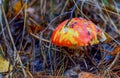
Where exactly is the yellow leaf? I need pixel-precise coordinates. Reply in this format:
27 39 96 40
0 55 12 73
13 1 27 15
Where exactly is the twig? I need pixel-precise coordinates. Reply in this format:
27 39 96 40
2 0 16 60
29 0 37 7
107 51 120 70
63 49 77 66
29 33 50 43
19 0 28 50
28 17 40 26
60 0 69 15
104 51 120 76
0 44 5 56
1 3 27 77
0 0 2 22
40 0 46 15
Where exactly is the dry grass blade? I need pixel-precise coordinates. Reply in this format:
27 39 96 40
1 1 27 77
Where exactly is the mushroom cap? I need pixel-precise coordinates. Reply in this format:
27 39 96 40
51 18 106 47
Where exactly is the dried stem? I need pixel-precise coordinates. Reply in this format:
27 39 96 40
107 51 120 70
1 3 27 77
104 51 120 77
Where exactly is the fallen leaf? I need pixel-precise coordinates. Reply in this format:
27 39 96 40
78 72 103 78
13 1 27 15
110 46 120 55
0 55 12 73
27 25 45 34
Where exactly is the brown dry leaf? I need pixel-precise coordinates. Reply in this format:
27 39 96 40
27 25 45 34
110 46 120 55
33 75 71 78
78 72 103 78
33 72 71 78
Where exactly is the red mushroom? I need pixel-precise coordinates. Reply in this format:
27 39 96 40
51 17 106 66
51 17 106 48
